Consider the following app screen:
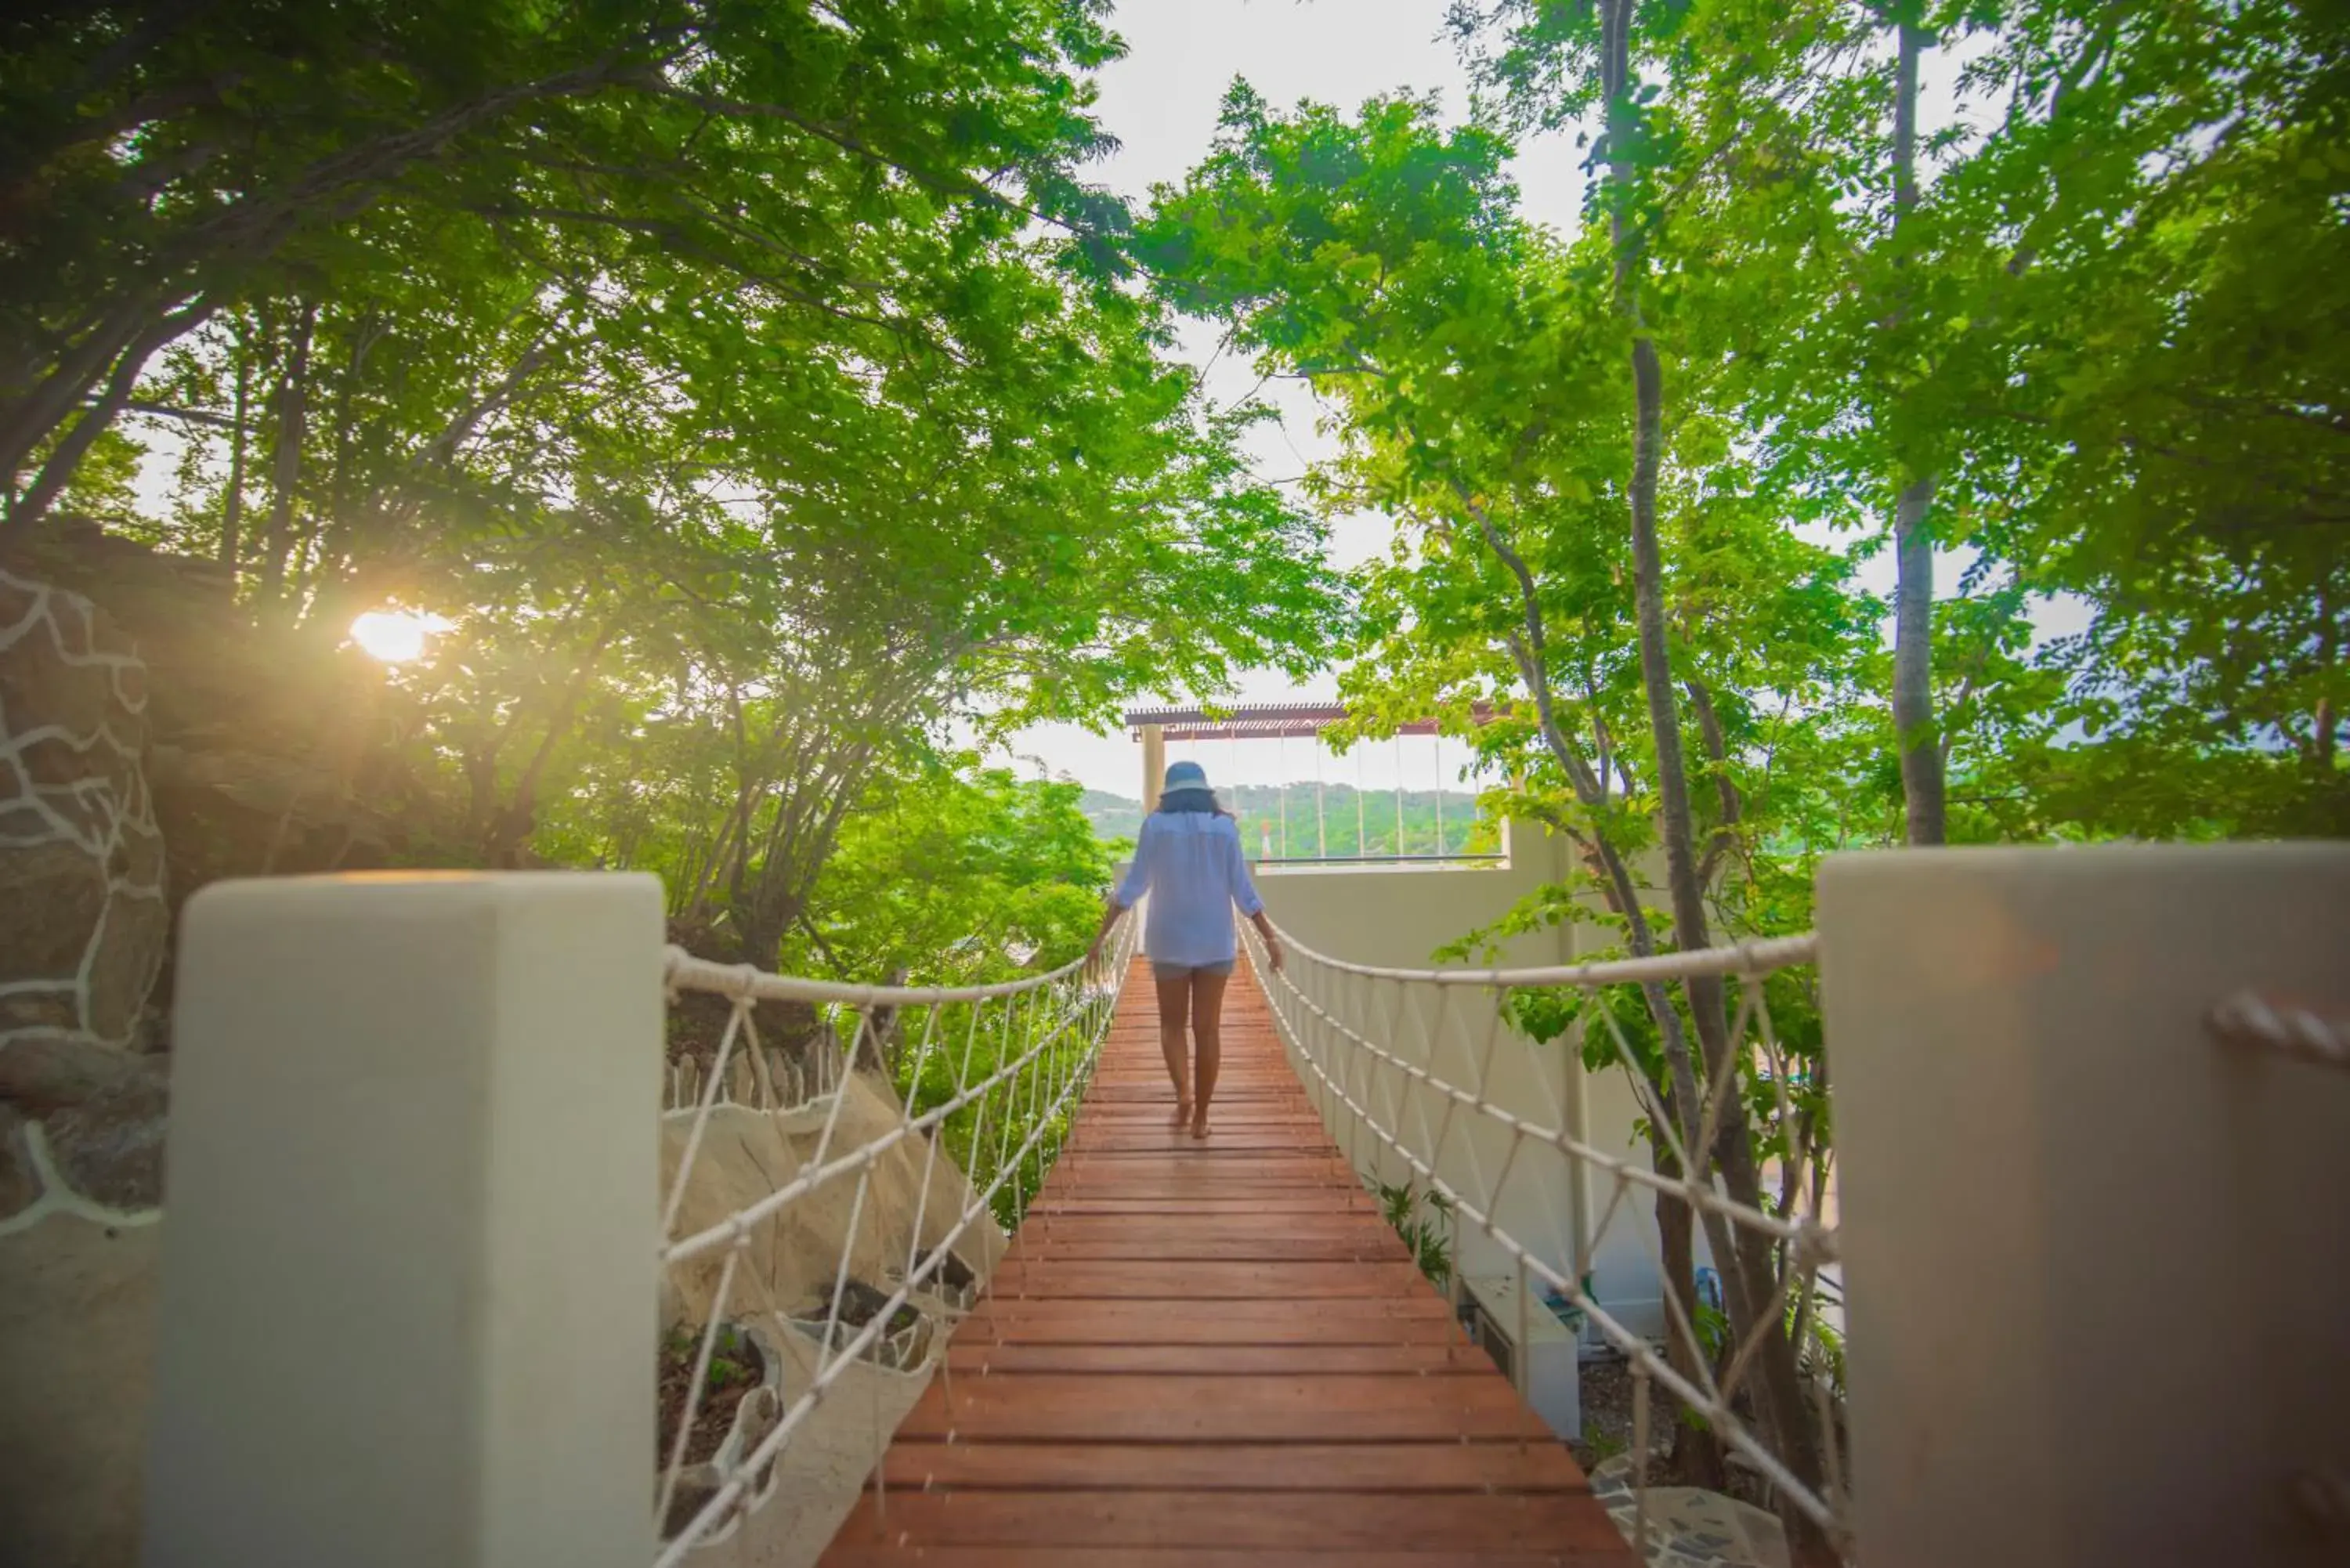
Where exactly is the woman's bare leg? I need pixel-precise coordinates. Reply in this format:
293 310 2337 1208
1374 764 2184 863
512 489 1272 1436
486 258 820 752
1188 970 1230 1139
1154 970 1193 1125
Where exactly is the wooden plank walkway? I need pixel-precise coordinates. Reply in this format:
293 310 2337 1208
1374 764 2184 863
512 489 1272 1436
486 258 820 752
820 957 1636 1566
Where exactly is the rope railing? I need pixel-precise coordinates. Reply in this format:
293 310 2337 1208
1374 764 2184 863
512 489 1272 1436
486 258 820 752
1242 916 1850 1563
649 916 1139 1563
138 853 2341 1568
2207 988 2350 1072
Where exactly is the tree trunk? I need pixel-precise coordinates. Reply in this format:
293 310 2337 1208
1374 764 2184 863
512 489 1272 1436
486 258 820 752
1892 473 1943 842
732 889 801 978
306 309 382 605
1649 1118 1729 1488
219 328 251 570
479 625 616 866
3 301 210 538
1889 19 1946 845
258 302 317 602
1600 0 1824 1503
0 292 157 491
2306 588 2338 772
862 966 912 1075
0 52 631 496
1452 414 1744 1493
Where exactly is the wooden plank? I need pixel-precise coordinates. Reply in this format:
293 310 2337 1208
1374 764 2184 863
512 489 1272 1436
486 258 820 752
1066 1129 1322 1139
878 1438 1589 1494
1012 1212 1394 1237
892 1373 1556 1443
1036 1160 1357 1182
1044 1153 1355 1176
984 1260 1434 1299
826 1548 1629 1567
825 1490 1631 1554
1026 1180 1364 1201
1020 1203 1382 1222
1064 1133 1330 1153
959 1297 1467 1346
1003 1234 1411 1263
1073 1101 1314 1111
944 1342 1488 1376
1062 1111 1319 1125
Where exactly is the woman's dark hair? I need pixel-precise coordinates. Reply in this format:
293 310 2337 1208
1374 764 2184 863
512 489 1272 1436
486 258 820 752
1156 786 1231 818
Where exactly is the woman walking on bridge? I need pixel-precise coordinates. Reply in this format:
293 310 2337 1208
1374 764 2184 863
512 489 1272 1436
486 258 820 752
1086 760 1282 1140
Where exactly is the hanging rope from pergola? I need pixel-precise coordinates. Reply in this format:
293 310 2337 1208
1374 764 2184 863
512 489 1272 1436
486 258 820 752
1123 702 1499 865
1120 701 1488 741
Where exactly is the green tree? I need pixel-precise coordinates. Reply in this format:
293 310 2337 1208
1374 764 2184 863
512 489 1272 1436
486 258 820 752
0 0 1130 531
1141 87 1864 1493
5 2 1346 966
785 759 1115 989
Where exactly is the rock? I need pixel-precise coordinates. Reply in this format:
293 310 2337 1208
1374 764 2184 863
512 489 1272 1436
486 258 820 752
936 1248 976 1295
43 1060 168 1211
0 1104 41 1219
0 983 80 1037
0 1032 154 1117
0 1212 161 1568
0 566 168 1053
132 1003 172 1055
0 840 107 980
1589 1454 1792 1568
82 893 167 1045
820 1278 909 1331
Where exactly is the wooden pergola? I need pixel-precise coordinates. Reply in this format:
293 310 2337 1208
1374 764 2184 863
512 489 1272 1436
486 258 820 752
1120 701 1495 742
1119 702 1499 862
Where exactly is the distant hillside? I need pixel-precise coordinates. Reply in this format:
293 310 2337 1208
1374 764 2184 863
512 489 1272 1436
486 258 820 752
1080 782 1492 858
1079 789 1144 843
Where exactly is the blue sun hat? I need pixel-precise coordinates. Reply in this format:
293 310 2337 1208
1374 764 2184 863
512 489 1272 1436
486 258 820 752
1159 759 1218 814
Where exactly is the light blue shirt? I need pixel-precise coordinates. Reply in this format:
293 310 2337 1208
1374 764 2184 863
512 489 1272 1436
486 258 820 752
1113 811 1265 967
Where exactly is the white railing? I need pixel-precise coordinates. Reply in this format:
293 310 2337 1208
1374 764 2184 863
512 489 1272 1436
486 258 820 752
136 847 2349 1568
1242 916 1849 1560
651 918 1137 1563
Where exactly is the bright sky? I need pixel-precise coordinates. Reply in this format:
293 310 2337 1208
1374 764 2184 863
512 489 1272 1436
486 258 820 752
991 3 2085 800
993 0 1576 800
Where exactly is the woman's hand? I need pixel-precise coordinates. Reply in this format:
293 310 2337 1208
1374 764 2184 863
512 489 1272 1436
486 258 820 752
1247 910 1285 972
1085 896 1125 980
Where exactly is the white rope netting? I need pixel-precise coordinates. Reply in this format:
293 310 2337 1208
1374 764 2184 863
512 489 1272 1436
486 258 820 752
650 915 1139 1563
2207 989 2350 1072
1240 918 1851 1563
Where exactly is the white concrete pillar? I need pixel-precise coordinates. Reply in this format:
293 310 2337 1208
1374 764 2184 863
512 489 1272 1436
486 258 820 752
1140 723 1166 815
1819 845 2350 1568
145 873 665 1568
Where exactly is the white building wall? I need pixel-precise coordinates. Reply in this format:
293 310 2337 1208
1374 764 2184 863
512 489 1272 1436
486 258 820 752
1253 822 1682 1342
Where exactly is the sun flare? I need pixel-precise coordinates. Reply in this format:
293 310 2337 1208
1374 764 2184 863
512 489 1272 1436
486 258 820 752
349 609 451 664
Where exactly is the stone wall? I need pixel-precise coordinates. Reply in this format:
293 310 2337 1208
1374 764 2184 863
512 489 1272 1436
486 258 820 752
0 526 478 1566
0 563 173 1218
0 566 168 1055
29 525 410 976
0 565 172 1568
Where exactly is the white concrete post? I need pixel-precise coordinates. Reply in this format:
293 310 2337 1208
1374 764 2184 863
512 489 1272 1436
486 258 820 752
1820 845 2350 1568
1140 722 1166 815
144 873 665 1568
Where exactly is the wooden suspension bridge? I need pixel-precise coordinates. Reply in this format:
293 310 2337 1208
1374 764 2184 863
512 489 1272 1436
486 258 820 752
819 957 1637 1566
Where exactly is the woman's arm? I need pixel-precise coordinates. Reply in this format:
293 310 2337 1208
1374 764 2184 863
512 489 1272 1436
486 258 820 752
1087 818 1153 970
1224 822 1282 970
1083 893 1126 973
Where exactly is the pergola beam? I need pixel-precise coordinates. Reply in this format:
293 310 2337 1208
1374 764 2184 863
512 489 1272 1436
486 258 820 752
1122 702 1494 742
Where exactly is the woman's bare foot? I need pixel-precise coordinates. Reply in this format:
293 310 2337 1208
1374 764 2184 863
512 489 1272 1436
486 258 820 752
1188 1114 1209 1140
1173 1096 1192 1129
